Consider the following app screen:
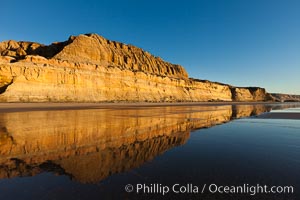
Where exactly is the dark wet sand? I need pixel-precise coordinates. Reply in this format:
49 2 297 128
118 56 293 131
256 112 300 120
0 102 285 113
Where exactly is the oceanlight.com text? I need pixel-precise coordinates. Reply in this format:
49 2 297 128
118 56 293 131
124 183 294 196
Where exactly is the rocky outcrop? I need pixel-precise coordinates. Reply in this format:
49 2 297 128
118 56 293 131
0 33 274 102
230 87 273 101
270 93 300 102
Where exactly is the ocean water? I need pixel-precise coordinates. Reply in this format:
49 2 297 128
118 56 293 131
0 103 299 200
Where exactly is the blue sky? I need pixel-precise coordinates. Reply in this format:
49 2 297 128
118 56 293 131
1 0 299 94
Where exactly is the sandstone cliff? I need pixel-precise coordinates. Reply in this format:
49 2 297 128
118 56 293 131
270 93 300 102
0 33 273 102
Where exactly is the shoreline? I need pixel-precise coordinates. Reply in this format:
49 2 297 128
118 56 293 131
0 101 299 113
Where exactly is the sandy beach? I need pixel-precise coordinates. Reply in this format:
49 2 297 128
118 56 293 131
0 101 288 113
0 102 299 121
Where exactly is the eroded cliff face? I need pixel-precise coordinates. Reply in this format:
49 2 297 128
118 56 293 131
230 87 273 101
270 93 300 102
0 33 272 102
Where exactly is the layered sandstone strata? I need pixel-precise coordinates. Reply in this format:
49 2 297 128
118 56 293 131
0 33 273 102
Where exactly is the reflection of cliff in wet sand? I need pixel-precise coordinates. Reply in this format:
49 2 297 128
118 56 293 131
0 104 287 183
0 132 189 183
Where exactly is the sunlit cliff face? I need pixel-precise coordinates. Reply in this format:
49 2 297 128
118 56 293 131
0 104 276 183
0 34 274 102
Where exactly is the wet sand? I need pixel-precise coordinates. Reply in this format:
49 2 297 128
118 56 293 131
256 112 300 120
0 102 287 113
0 102 299 199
